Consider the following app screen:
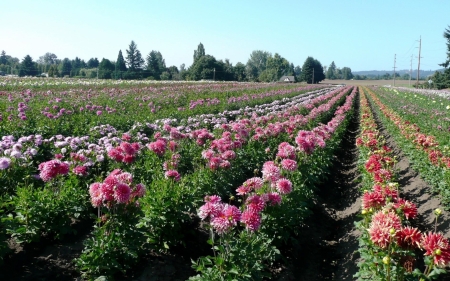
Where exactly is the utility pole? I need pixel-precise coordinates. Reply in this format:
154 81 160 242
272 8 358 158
416 36 422 87
409 55 413 87
393 54 396 87
213 68 215 81
312 70 314 84
97 68 99 79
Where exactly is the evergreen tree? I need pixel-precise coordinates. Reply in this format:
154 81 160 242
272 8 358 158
146 50 166 79
300 57 315 83
439 25 450 68
193 43 206 63
87 58 100 68
115 50 127 79
313 59 325 83
60 58 72 77
438 25 450 89
126 40 144 71
0 50 6 65
326 61 337 79
18 55 37 77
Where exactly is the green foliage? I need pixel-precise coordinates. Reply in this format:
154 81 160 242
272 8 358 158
188 55 223 81
75 204 146 280
98 58 115 79
18 55 38 77
146 50 166 80
193 42 206 63
125 40 144 71
190 231 279 281
245 50 270 81
6 177 89 244
300 57 325 84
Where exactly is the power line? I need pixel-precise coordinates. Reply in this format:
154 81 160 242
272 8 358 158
393 54 396 86
416 36 422 87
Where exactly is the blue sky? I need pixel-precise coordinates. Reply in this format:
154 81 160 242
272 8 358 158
2 0 449 72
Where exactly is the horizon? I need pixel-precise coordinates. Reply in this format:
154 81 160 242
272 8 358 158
2 0 449 72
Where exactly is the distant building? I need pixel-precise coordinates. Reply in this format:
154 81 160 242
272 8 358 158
279 76 295 83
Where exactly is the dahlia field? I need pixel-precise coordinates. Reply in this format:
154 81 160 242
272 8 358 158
1 80 450 280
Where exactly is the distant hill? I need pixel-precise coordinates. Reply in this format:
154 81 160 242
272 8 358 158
353 69 445 78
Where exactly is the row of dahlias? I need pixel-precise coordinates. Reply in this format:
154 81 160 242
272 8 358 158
190 86 358 279
355 87 449 280
144 85 334 134
365 86 450 206
366 87 450 168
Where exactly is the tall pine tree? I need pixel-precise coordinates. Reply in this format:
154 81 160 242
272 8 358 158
115 50 127 79
18 55 37 77
126 40 144 71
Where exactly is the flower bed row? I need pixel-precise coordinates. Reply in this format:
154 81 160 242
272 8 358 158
355 87 449 280
364 86 450 206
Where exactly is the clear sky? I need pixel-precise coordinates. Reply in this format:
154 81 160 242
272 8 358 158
2 0 449 72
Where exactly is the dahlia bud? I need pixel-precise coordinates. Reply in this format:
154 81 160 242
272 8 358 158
382 256 390 265
389 228 396 235
436 249 442 255
435 208 442 216
362 210 367 215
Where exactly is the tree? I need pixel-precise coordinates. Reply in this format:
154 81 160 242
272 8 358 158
60 58 72 77
87 58 100 68
245 50 270 81
98 58 115 79
294 65 302 80
19 55 37 77
188 55 224 80
167 65 179 80
438 25 450 89
179 63 188 80
222 59 234 81
193 43 205 63
341 67 353 80
0 50 6 65
439 25 450 68
326 61 337 79
313 59 325 83
300 57 324 84
38 52 58 65
233 62 246 81
71 57 83 77
48 64 59 77
262 53 290 81
124 40 144 79
146 50 166 79
115 50 127 79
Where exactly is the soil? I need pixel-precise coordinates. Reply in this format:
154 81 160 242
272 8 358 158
2 92 450 280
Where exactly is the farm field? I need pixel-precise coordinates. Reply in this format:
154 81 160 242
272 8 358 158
1 79 450 280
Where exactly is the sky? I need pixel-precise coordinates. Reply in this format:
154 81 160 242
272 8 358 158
2 0 450 72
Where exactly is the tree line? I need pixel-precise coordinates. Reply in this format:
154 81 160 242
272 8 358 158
0 40 356 83
430 25 450 89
